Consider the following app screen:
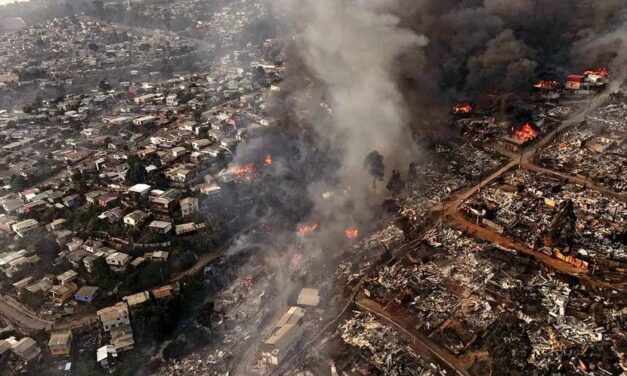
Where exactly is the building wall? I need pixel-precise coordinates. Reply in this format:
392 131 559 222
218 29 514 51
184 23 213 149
49 344 70 356
102 316 130 332
75 294 94 303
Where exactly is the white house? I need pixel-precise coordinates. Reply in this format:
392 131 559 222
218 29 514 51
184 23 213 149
105 252 131 272
97 302 130 332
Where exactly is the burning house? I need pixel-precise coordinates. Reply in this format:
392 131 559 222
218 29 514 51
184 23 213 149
498 122 540 152
533 80 558 91
452 103 473 116
565 68 609 94
297 223 319 236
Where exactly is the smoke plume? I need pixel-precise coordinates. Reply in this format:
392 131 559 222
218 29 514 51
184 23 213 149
212 0 627 369
273 0 428 224
393 0 627 101
230 0 627 261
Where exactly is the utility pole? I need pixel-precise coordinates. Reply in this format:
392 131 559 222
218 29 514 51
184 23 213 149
478 164 484 193
439 200 444 233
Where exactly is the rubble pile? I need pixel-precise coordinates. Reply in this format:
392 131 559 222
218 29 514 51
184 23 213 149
403 162 468 223
338 312 444 376
159 349 231 376
457 118 504 144
552 316 604 345
528 326 566 371
464 169 627 263
480 314 533 373
375 264 414 291
409 288 460 331
422 227 483 254
496 271 622 373
454 296 496 333
359 224 404 251
537 102 626 192
588 102 627 134
527 313 612 372
438 142 506 181
335 260 372 285
358 220 623 374
546 105 575 119
364 228 493 332
214 273 269 323
531 274 572 320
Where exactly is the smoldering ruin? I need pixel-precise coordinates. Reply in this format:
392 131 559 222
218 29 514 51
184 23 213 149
162 0 627 375
0 0 625 375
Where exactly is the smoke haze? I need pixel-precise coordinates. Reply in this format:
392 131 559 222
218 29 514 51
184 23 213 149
228 0 627 251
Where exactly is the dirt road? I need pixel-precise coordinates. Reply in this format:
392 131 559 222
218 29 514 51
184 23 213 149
356 297 471 376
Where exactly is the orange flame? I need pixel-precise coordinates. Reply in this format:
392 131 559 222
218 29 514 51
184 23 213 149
513 123 539 141
242 277 253 287
297 223 319 234
533 80 558 90
264 154 272 166
233 163 258 182
234 163 256 175
345 228 359 239
452 103 473 114
584 68 608 77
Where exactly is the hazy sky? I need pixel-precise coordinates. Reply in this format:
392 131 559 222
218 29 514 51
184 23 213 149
0 0 29 5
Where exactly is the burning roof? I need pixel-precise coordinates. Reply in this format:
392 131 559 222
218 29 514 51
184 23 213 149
513 122 539 142
452 103 473 114
345 227 359 239
583 67 608 78
533 80 558 90
264 154 272 167
297 223 319 235
227 154 275 182
232 163 258 182
567 75 585 83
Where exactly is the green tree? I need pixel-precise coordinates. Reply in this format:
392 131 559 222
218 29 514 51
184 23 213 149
120 261 171 294
19 290 46 311
10 174 27 191
125 160 147 185
89 257 117 291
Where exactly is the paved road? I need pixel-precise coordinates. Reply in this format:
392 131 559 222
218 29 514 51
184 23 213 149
173 226 257 281
0 298 52 331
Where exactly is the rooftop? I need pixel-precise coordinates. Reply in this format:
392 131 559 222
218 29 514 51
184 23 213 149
128 183 151 193
48 330 72 347
97 302 129 322
296 288 320 307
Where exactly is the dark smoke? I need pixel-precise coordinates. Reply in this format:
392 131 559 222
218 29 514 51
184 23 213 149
218 0 627 352
393 0 627 101
228 0 627 254
197 1 627 371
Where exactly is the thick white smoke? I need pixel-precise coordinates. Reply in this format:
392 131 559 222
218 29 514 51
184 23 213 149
278 0 428 217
